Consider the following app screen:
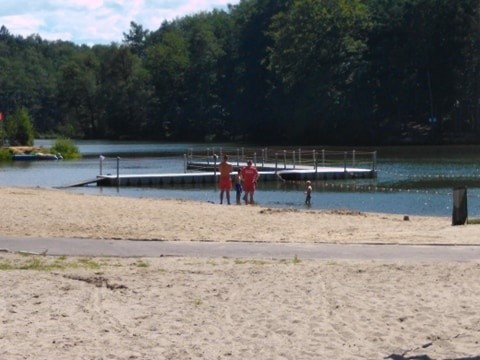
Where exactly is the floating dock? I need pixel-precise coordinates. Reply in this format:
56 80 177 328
69 148 377 187
90 167 375 187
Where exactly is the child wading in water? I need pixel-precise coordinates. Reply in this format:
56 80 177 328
304 180 312 206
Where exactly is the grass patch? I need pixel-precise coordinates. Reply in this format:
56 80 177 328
467 218 480 225
50 137 81 159
234 259 270 265
0 148 13 161
77 258 102 269
135 260 150 268
0 255 104 271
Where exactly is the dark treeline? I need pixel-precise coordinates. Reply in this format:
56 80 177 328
0 0 479 145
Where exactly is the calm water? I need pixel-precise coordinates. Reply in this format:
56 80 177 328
2 140 480 217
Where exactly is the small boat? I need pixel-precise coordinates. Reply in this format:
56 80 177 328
12 153 62 161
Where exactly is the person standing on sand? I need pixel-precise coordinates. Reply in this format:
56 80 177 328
234 169 243 205
218 154 233 205
305 180 312 206
241 160 259 204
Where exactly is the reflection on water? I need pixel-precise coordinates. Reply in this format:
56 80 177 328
2 140 480 217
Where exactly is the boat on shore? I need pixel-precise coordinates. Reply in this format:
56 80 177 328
12 153 62 161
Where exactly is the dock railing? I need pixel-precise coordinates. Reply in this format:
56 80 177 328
185 147 377 173
96 148 377 183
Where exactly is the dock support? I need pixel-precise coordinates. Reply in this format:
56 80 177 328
116 157 120 186
99 155 104 175
343 152 347 172
213 156 217 178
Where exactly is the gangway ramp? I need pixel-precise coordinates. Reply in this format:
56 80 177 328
59 177 102 188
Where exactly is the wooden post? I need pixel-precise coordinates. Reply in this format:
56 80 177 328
322 149 325 167
313 150 317 173
99 155 104 175
343 152 347 172
283 150 287 169
213 155 217 178
293 150 296 169
116 157 120 186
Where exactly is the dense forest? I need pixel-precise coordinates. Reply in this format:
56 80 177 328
0 0 479 145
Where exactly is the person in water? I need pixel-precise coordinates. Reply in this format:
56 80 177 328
304 180 312 206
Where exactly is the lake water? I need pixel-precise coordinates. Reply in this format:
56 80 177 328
2 140 480 217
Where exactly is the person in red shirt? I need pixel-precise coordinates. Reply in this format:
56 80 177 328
218 154 233 204
240 160 259 204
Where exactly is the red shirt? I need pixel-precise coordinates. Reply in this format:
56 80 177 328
241 165 258 191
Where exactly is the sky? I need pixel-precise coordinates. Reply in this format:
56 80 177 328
1 0 240 45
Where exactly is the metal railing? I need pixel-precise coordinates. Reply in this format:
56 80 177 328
185 147 377 173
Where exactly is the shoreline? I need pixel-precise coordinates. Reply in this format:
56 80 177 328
0 186 476 245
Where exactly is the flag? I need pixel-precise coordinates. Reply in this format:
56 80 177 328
0 112 3 122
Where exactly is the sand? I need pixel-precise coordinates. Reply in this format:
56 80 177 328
0 186 476 244
0 186 480 359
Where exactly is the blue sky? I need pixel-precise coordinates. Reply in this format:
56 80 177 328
1 0 240 45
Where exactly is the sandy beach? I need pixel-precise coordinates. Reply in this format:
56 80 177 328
0 187 476 245
1 186 480 359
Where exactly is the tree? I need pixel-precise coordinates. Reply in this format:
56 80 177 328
268 0 371 143
100 46 153 139
6 107 34 146
123 21 149 57
229 0 288 142
58 51 102 137
145 26 190 139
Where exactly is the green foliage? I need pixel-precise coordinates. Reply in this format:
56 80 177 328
50 137 81 159
0 148 12 161
0 0 479 145
0 255 102 271
135 260 150 268
5 108 35 146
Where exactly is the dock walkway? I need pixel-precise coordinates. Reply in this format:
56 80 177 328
71 147 377 187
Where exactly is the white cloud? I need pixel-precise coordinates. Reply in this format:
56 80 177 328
1 14 44 37
0 0 240 45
